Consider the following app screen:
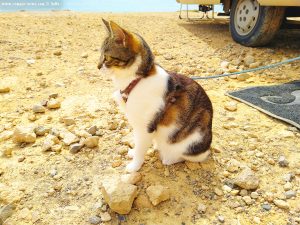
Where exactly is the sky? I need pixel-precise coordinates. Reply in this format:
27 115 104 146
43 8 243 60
0 0 223 12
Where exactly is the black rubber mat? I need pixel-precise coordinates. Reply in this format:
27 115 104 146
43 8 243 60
226 81 300 129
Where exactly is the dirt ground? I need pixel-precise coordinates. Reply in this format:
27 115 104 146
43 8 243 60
0 12 300 225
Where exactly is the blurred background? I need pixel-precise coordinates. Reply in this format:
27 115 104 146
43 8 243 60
0 0 223 12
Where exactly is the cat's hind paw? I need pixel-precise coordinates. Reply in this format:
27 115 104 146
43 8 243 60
126 160 143 172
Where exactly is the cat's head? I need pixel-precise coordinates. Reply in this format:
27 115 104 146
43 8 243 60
98 19 154 76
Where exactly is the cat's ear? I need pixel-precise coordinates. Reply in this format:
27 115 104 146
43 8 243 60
102 18 111 35
109 21 128 47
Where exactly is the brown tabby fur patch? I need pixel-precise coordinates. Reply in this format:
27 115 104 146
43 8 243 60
148 72 213 155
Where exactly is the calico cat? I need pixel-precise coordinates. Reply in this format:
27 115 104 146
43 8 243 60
98 19 213 172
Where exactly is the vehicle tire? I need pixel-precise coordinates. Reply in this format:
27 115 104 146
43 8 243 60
230 0 286 47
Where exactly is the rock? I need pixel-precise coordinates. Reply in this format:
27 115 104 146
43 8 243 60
121 172 142 185
249 62 260 69
234 169 260 190
61 131 79 146
237 73 251 81
87 125 97 135
83 136 99 148
26 59 35 65
225 101 237 112
239 189 248 196
284 182 293 191
278 156 289 167
242 196 253 205
61 117 75 126
34 126 50 136
146 185 170 206
112 160 122 168
285 190 296 199
101 180 138 214
134 194 153 209
197 203 207 213
53 50 62 56
32 104 46 113
81 53 88 58
47 99 61 109
3 147 13 157
0 86 10 93
13 126 36 143
0 204 15 224
244 55 255 66
18 156 25 162
185 161 201 170
250 192 259 199
220 61 229 69
88 216 101 224
262 203 271 211
267 158 275 165
283 173 294 182
50 169 57 177
218 215 225 223
163 54 174 60
49 93 58 98
70 143 84 154
42 134 59 152
100 212 111 222
273 199 289 209
0 130 13 142
51 144 62 152
253 217 261 224
214 187 223 196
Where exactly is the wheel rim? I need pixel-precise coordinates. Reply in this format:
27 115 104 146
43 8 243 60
234 0 260 36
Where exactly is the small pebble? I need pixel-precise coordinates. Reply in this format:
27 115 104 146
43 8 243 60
225 101 237 112
285 190 296 199
262 203 271 211
278 156 289 167
218 215 225 223
32 104 46 113
70 143 84 154
0 86 10 93
53 50 62 56
47 99 61 109
273 199 289 209
100 212 111 222
197 203 207 213
88 216 101 224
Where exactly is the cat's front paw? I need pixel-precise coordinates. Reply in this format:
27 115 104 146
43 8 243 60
126 160 143 172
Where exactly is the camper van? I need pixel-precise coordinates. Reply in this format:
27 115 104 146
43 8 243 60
177 0 300 46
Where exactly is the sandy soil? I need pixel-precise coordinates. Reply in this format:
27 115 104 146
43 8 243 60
0 12 299 225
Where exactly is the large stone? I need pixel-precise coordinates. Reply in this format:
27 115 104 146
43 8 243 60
234 169 259 190
121 172 142 185
13 126 36 143
146 185 170 206
101 180 138 214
